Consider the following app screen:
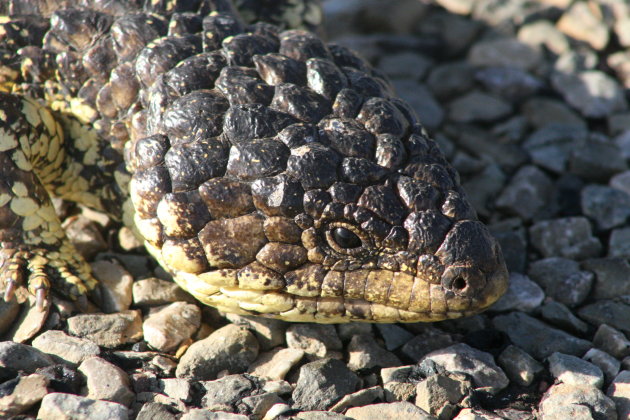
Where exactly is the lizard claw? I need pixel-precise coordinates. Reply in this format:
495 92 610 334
35 287 47 310
3 278 16 302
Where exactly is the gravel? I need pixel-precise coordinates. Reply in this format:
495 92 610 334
4 0 630 418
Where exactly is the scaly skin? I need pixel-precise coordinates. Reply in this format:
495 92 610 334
0 0 508 322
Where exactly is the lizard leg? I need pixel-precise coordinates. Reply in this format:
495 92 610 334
0 92 96 309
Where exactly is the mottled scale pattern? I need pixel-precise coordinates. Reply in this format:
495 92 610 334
0 0 508 322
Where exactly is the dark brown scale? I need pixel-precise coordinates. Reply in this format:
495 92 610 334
279 30 330 62
306 58 347 99
270 83 330 123
55 51 89 92
253 53 306 86
251 174 304 217
215 65 274 105
263 217 302 243
165 136 230 191
109 63 140 111
158 191 211 238
375 134 406 169
222 33 278 66
202 12 244 51
328 183 362 204
358 185 406 226
161 90 229 144
340 157 387 185
110 14 168 62
132 166 172 219
199 179 254 218
441 189 477 221
342 67 388 98
404 210 452 254
45 9 112 53
18 46 56 82
396 176 441 212
328 43 370 73
135 35 201 88
277 123 319 148
162 52 227 96
226 138 290 180
286 143 340 190
357 97 409 137
332 88 363 119
320 202 345 221
256 242 307 273
223 103 296 143
318 117 375 159
82 36 117 82
303 190 331 220
131 135 170 171
168 12 204 36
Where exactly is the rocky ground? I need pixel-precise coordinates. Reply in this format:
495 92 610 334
2 0 630 419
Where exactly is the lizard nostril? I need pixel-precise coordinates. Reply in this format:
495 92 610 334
452 276 467 291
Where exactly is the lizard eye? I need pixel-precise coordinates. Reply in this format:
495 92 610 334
331 227 362 249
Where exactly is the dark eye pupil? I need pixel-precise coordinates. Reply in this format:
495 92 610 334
333 227 362 249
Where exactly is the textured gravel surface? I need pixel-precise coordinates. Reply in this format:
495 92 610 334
3 0 630 419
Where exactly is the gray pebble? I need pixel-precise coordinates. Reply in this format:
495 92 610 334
241 392 283 419
461 164 506 218
248 348 304 380
37 393 130 420
336 323 373 342
583 258 630 300
286 324 342 358
31 330 100 366
0 341 54 375
63 216 108 260
522 99 586 130
158 378 193 403
415 373 471 419
529 217 602 260
578 300 630 335
392 81 444 130
448 90 512 123
540 301 589 335
517 20 570 55
553 71 627 118
581 184 630 231
0 373 48 417
225 314 288 351
583 348 620 384
493 312 591 360
67 310 143 348
475 66 542 101
420 343 509 394
346 401 434 420
556 2 609 50
200 374 256 412
608 227 630 259
607 370 630 419
374 324 414 351
400 327 455 362
135 402 178 420
540 384 616 419
378 52 433 80
593 324 630 359
91 260 133 313
522 124 588 174
610 170 630 196
132 278 195 307
614 132 630 160
495 165 556 221
468 38 542 71
548 352 604 388
569 138 628 182
79 356 135 406
528 257 594 307
181 409 248 420
490 272 545 313
0 300 20 337
143 302 200 353
292 358 359 411
347 334 401 371
329 386 384 413
176 324 259 380
498 345 544 387
427 62 475 100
